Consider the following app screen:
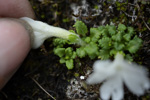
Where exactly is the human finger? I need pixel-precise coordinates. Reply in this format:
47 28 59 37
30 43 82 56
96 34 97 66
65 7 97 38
0 0 35 18
0 19 31 89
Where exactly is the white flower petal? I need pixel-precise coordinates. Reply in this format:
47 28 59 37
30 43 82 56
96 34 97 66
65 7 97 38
86 72 108 84
86 60 115 84
113 53 150 95
93 60 112 72
100 75 123 100
122 62 150 96
86 53 150 99
122 69 150 96
111 53 124 69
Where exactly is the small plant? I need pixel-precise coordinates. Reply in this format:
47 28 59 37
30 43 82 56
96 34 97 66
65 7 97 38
54 47 77 69
53 21 143 69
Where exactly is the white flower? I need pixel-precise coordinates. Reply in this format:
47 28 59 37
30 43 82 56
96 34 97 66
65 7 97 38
86 53 150 100
20 17 79 49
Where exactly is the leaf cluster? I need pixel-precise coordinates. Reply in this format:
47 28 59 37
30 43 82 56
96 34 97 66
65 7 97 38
53 21 143 69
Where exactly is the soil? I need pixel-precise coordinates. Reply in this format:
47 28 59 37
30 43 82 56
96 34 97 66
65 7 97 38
0 0 150 100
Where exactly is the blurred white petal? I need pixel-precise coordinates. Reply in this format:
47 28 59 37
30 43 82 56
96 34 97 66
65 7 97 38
86 72 108 84
86 60 115 84
122 67 150 95
100 75 123 100
93 60 112 72
86 53 150 100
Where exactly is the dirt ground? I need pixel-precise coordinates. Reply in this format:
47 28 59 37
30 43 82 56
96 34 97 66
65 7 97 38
0 0 150 100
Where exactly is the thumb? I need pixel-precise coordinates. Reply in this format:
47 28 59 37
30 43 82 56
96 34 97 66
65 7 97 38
0 19 31 89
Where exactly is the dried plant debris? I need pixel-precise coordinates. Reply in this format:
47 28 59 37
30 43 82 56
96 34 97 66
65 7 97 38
66 78 98 100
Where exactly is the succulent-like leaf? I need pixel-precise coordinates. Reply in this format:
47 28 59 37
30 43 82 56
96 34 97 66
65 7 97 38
118 23 126 31
110 49 118 56
127 27 134 34
98 26 105 31
99 49 110 60
53 38 67 47
107 25 116 35
65 47 73 59
90 28 102 38
112 32 122 42
54 48 65 57
72 51 77 59
125 54 133 61
84 42 99 59
127 36 142 53
99 37 112 49
123 34 131 41
84 37 91 43
76 47 86 58
68 34 79 43
114 42 125 51
66 59 74 69
73 21 88 36
60 58 66 64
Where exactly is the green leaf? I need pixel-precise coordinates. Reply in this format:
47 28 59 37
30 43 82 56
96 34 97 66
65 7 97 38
66 59 74 69
107 25 116 35
114 42 125 50
76 47 86 58
65 47 73 59
112 32 122 42
123 27 134 41
84 42 99 59
98 26 105 31
99 49 110 60
118 23 126 31
116 1 121 7
68 34 79 43
99 37 112 49
101 28 109 36
72 51 77 59
110 49 118 56
53 38 67 47
127 36 142 53
84 37 91 43
69 30 76 33
60 58 66 64
123 34 131 41
125 54 133 61
54 48 65 57
73 21 88 36
90 28 101 38
91 37 98 43
90 28 102 42
98 26 109 36
127 27 134 34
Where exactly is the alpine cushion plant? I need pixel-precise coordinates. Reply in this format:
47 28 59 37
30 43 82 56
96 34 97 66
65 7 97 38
51 20 149 99
53 20 143 69
86 53 150 100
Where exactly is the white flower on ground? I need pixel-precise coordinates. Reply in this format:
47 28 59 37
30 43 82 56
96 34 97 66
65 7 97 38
86 53 150 100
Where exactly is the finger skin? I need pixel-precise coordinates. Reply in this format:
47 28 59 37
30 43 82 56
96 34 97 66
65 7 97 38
0 0 35 18
0 19 31 89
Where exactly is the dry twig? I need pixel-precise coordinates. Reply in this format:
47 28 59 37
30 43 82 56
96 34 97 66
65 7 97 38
30 77 56 100
136 3 150 31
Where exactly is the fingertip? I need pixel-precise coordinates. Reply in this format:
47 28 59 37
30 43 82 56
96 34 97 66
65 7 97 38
0 0 35 19
0 19 31 89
